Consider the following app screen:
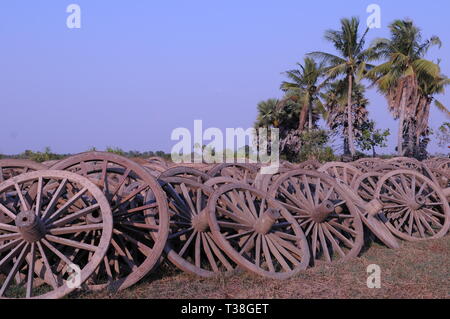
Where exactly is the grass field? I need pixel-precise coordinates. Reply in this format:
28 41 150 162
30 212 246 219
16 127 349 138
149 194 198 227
75 235 450 299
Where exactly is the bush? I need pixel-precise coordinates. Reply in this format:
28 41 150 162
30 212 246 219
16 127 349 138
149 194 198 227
298 130 337 162
21 147 64 163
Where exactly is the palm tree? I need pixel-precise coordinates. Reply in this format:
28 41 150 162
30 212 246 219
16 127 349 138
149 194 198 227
366 19 450 157
322 80 369 154
309 17 374 157
281 57 326 133
254 98 281 128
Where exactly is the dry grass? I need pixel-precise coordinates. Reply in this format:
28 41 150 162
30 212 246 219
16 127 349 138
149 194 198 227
75 236 450 299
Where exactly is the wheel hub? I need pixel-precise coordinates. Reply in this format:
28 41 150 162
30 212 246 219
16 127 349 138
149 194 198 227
15 210 47 243
192 210 209 233
311 200 335 223
408 195 426 210
254 208 280 235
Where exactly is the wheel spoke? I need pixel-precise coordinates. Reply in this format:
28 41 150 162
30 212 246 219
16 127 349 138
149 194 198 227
46 187 88 223
0 243 29 297
48 204 101 227
265 235 290 272
261 236 274 272
42 179 68 220
0 203 17 220
26 243 36 298
201 233 218 272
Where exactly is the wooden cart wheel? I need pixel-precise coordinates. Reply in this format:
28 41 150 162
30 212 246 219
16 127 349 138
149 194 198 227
0 159 47 182
157 177 236 277
208 183 310 280
253 168 290 193
207 163 258 183
428 168 450 190
42 160 60 168
296 160 322 170
319 162 363 187
0 160 47 224
374 170 450 241
348 172 401 249
0 170 113 299
435 158 450 171
353 158 383 172
204 177 239 189
268 170 364 264
159 167 210 183
141 163 167 178
387 157 422 170
51 152 169 291
351 172 385 203
147 157 169 168
371 163 400 173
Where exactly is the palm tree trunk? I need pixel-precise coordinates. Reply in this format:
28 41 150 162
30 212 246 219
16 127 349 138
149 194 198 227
397 88 407 156
347 75 356 157
308 104 313 132
298 98 309 133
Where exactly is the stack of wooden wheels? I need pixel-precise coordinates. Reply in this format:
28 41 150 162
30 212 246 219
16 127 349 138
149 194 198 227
0 154 448 298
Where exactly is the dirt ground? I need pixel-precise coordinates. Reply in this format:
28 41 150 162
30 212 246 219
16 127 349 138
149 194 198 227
75 235 450 299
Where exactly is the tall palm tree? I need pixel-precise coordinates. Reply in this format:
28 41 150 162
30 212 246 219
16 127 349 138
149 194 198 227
366 19 450 157
309 17 374 157
254 98 282 128
322 80 369 154
281 57 326 133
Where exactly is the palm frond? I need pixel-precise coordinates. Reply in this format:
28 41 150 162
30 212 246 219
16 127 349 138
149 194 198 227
434 100 450 118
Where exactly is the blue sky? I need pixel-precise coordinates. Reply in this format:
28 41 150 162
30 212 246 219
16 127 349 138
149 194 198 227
0 0 449 155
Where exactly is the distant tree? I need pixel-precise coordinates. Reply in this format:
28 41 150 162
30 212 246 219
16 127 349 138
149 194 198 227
322 81 369 154
106 147 125 156
367 19 450 158
357 120 390 157
298 129 336 162
281 57 326 133
435 122 450 148
309 17 376 157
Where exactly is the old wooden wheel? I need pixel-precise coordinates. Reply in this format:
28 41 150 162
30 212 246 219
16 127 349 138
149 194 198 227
352 158 383 172
159 166 210 183
373 170 450 241
0 170 113 299
208 183 310 279
158 177 236 277
208 163 258 183
0 160 47 224
351 172 385 203
387 157 423 170
319 162 363 187
348 172 400 249
268 170 364 264
0 160 47 182
51 152 169 291
296 160 322 170
428 168 450 190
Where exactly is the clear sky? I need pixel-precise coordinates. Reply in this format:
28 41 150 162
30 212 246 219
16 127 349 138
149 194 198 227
0 0 449 155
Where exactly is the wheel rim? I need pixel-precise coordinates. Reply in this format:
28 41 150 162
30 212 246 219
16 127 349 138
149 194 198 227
319 162 363 187
51 151 169 291
374 170 450 241
0 170 112 299
208 183 310 280
158 177 236 277
268 170 364 264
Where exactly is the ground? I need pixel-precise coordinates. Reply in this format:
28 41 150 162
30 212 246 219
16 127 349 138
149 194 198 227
75 235 450 299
